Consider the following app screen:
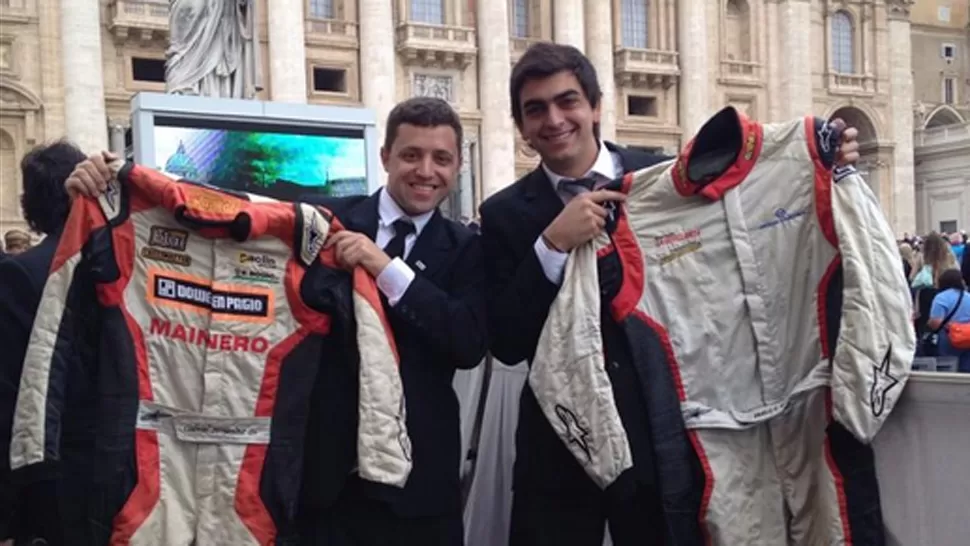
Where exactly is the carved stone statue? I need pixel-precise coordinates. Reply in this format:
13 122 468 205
165 0 263 99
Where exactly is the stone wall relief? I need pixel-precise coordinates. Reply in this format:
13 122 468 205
410 72 456 103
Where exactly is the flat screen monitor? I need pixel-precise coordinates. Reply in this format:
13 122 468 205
128 92 381 201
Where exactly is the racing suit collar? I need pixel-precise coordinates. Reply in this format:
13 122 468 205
168 182 267 242
671 106 763 201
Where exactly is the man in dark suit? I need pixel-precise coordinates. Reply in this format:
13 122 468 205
479 42 861 546
297 97 486 546
1 140 90 546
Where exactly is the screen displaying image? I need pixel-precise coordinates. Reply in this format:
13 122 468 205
153 122 369 201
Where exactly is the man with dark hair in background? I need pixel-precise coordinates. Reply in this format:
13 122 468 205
62 97 487 546
1 139 90 546
479 42 861 546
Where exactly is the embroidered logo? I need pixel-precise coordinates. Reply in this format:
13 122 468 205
817 123 834 154
555 404 592 462
870 344 900 417
758 208 808 230
833 164 857 182
743 131 757 160
655 229 702 265
149 226 189 251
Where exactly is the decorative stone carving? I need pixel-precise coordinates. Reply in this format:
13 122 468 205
0 44 10 71
411 73 454 102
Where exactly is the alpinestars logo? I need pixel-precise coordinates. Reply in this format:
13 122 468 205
555 404 592 462
870 344 900 417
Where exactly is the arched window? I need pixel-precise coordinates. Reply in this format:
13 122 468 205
724 0 751 61
831 11 854 73
511 0 529 38
621 0 648 49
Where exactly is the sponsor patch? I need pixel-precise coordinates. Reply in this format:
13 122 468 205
148 270 274 322
149 226 189 251
655 228 702 265
141 246 192 267
758 207 808 230
238 252 279 269
149 317 270 353
184 187 244 217
232 268 281 285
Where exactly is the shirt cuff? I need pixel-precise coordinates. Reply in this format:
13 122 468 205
533 236 567 285
376 257 416 306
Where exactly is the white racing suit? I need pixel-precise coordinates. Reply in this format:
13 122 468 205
530 107 915 545
8 163 412 545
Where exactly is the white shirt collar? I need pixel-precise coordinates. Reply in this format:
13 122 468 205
542 141 618 188
378 187 433 235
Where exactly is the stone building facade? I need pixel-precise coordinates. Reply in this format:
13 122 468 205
910 1 970 236
0 0 923 237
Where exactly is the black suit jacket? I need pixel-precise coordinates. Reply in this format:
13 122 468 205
479 142 671 495
298 191 487 519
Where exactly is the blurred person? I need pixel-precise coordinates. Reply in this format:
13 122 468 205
899 242 916 281
2 229 31 255
912 233 955 290
1 139 89 546
927 268 970 372
948 231 965 263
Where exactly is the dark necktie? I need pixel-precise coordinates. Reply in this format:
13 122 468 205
384 219 416 260
558 177 598 199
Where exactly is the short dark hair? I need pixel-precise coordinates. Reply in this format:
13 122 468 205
509 42 602 128
938 268 966 292
20 139 86 235
384 97 463 154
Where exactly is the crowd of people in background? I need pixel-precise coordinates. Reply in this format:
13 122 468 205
900 230 970 372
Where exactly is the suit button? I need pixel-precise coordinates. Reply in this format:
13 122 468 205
611 361 620 370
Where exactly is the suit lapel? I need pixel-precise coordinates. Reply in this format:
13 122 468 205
406 210 452 279
521 167 564 233
342 190 381 240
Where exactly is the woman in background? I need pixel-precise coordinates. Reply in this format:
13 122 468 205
927 268 970 373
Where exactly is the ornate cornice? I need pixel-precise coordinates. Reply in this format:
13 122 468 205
886 0 915 22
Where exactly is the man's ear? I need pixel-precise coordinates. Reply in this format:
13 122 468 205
380 146 390 172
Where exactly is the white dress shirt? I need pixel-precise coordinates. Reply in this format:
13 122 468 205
375 188 434 305
533 142 624 284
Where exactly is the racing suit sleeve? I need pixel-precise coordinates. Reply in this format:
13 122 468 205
825 166 915 443
389 233 487 370
8 198 103 474
479 203 561 366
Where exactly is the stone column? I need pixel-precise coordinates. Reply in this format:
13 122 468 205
476 0 515 198
60 0 107 152
459 137 477 217
778 0 813 118
553 0 585 52
678 0 710 138
585 0 615 142
359 0 397 155
888 0 916 233
267 0 308 103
